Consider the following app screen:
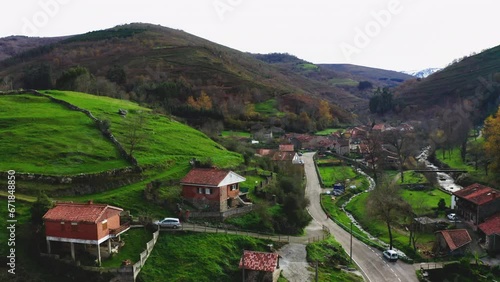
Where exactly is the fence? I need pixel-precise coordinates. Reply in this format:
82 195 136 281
132 229 160 280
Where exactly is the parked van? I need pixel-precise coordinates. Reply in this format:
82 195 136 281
154 217 182 229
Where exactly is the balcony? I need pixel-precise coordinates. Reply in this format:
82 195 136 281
110 222 131 238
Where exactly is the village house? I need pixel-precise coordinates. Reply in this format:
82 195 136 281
434 229 472 257
452 183 500 229
478 213 500 254
239 250 280 282
43 201 130 265
181 168 249 213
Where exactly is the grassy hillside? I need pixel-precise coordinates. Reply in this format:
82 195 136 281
0 93 127 174
395 44 500 120
0 23 356 127
138 233 276 282
0 90 242 175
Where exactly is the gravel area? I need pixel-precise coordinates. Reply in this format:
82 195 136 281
278 243 313 282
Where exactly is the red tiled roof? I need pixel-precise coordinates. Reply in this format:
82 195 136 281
453 183 499 205
479 214 500 236
180 168 230 186
279 144 295 152
239 251 278 272
43 202 122 223
436 229 472 251
257 149 274 156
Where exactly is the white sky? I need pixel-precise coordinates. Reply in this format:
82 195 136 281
1 0 499 71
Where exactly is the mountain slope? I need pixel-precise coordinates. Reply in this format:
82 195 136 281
395 45 500 121
401 68 441 78
0 35 68 61
319 64 415 87
0 23 358 126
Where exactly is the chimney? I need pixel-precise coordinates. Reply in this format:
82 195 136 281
492 191 497 199
88 200 93 205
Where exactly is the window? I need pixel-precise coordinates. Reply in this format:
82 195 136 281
205 188 212 195
60 222 65 231
230 184 237 191
197 187 203 194
71 222 78 232
102 220 108 231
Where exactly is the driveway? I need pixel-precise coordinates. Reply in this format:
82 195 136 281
302 152 418 282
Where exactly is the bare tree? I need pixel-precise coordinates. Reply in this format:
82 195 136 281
124 111 148 157
367 178 410 250
383 129 418 183
364 130 384 183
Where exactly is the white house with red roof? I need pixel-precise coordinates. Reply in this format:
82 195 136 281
239 250 280 281
180 168 247 212
43 201 130 265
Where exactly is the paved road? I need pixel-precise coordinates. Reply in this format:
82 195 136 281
302 152 418 282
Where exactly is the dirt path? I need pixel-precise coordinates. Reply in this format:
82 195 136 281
278 243 313 282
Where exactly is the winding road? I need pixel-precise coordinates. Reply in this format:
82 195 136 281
302 152 418 282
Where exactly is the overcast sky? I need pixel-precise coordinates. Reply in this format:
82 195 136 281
1 0 499 71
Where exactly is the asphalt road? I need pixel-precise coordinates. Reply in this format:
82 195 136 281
302 152 418 282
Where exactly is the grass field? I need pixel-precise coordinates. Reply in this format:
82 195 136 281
0 94 127 174
398 171 428 184
321 194 367 240
221 131 251 138
138 233 276 282
307 237 363 282
318 164 367 189
42 90 243 168
400 189 451 215
255 99 284 117
315 128 345 136
101 227 153 268
346 188 448 258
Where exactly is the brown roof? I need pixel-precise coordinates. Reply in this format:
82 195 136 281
180 168 246 187
239 251 278 272
256 149 274 156
180 168 230 186
43 202 122 223
453 183 499 205
479 214 500 236
436 229 472 251
279 144 295 152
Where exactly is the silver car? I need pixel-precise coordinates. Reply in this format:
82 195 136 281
154 217 182 229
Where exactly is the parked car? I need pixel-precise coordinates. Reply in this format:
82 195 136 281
447 213 458 221
154 217 182 229
382 249 399 262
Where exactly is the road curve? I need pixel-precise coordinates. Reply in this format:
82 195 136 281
302 152 418 282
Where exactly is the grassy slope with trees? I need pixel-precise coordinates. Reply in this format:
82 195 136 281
0 23 357 133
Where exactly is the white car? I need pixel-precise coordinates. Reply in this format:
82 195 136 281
383 250 398 262
447 213 457 220
154 217 182 229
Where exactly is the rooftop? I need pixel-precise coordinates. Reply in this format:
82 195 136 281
478 214 500 236
180 168 246 187
239 250 279 272
453 183 499 205
43 201 123 223
436 229 472 251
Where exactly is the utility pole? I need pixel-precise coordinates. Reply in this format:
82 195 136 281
350 222 353 264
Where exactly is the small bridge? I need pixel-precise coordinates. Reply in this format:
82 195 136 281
412 169 468 173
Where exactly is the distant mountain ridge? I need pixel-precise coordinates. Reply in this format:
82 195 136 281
401 68 442 78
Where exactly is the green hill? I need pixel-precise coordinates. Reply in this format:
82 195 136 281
0 23 357 128
0 90 242 176
395 44 500 121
